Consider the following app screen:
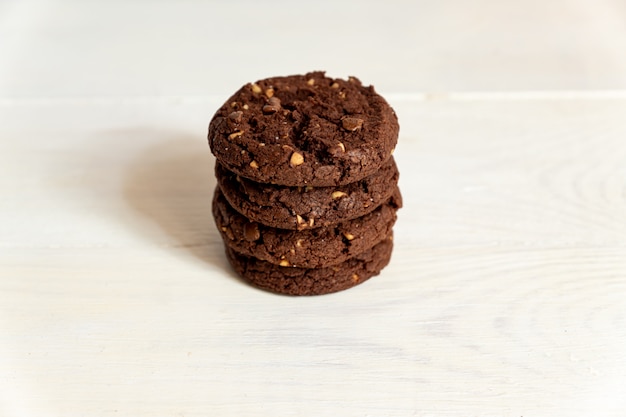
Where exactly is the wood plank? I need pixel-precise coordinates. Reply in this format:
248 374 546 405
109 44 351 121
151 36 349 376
2 97 626 415
2 0 626 97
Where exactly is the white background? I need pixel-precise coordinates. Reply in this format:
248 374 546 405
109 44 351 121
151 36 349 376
2 1 626 416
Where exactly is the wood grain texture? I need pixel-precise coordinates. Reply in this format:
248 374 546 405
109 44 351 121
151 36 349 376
3 1 626 415
2 97 626 417
2 0 626 97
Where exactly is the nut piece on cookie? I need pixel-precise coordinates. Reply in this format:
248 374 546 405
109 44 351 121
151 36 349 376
289 152 304 167
229 111 243 122
263 97 281 114
341 116 364 132
243 222 261 242
228 131 244 139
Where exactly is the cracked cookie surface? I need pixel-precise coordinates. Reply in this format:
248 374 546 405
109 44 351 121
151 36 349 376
208 71 399 186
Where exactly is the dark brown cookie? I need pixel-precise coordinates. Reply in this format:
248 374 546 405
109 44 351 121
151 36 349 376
226 234 393 296
216 157 399 231
208 71 398 186
213 185 401 268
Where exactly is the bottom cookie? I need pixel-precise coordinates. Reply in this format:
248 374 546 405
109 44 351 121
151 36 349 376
225 234 393 296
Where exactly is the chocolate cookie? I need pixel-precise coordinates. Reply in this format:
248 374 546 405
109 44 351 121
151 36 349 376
216 157 399 230
208 71 398 186
226 234 393 296
213 186 401 268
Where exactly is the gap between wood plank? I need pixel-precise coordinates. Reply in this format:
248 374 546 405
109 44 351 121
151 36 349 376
2 90 626 107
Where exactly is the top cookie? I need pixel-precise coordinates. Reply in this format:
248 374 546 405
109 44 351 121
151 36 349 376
208 71 399 186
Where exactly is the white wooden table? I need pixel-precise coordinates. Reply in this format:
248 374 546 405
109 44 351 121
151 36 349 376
2 1 626 416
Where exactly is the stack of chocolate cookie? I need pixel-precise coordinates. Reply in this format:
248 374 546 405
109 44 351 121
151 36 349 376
208 72 401 295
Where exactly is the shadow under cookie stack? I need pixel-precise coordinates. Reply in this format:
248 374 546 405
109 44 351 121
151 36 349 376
208 72 401 296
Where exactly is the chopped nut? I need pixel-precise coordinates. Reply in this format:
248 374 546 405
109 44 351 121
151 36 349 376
390 147 395 155
235 175 241 182
307 78 315 86
230 102 238 108
305 186 313 192
242 104 249 110
249 160 259 169
338 91 346 99
290 152 304 167
331 82 340 89
221 226 234 240
228 131 244 139
243 222 260 241
268 97 281 106
251 84 262 94
295 239 303 247
341 116 364 131
351 273 359 283
262 104 278 114
296 215 311 230
332 191 347 199
229 111 243 122
265 88 274 98
279 259 290 267
343 232 355 241
262 97 281 114
328 142 346 157
290 248 295 255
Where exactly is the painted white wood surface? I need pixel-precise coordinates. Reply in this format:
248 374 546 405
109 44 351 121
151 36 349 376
2 0 626 97
2 1 626 416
